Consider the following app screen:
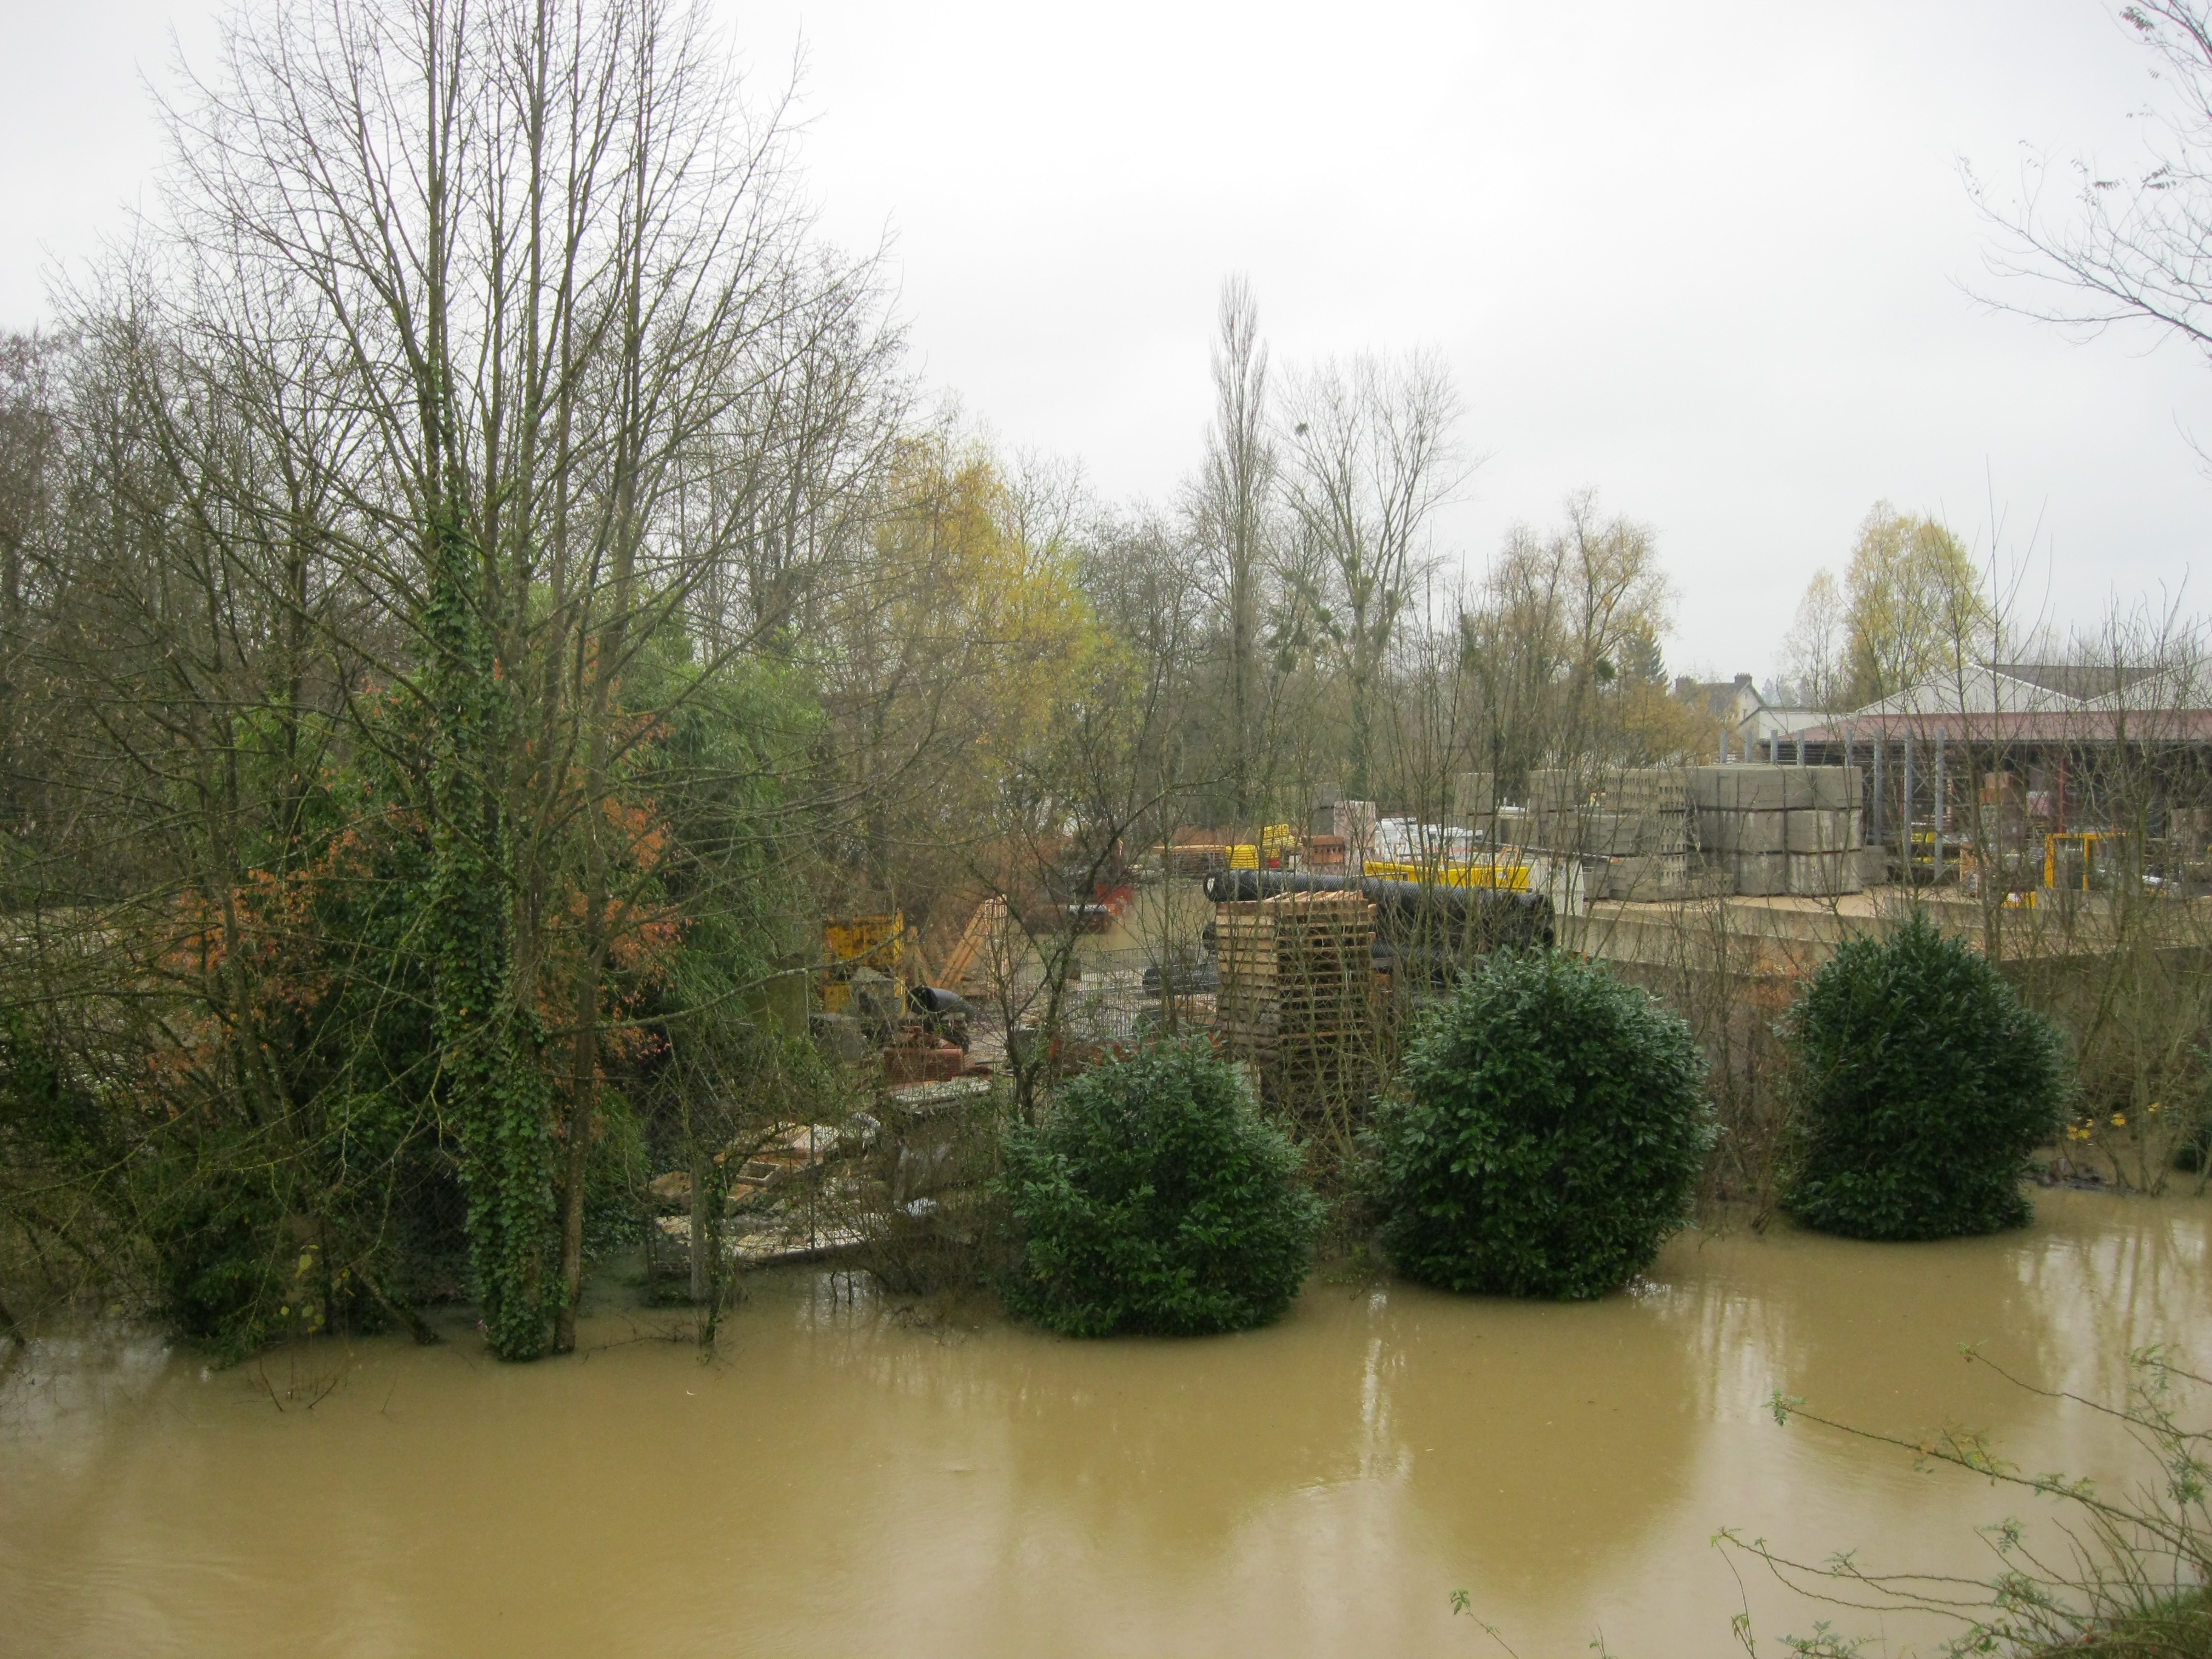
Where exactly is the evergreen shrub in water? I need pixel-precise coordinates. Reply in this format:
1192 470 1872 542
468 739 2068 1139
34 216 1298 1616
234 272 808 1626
999 1039 1322 1337
1371 950 1712 1299
1784 910 2063 1241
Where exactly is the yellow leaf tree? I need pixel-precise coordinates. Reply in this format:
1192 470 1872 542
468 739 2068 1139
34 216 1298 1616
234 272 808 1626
1842 504 1989 707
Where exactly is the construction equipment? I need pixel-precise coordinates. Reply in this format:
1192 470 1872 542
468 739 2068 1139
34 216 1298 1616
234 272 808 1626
939 897 1008 994
819 913 905 1013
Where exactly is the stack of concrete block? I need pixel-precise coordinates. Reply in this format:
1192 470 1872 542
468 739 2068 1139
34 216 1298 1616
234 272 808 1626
1603 854 1688 900
1452 772 1493 831
1794 766 1865 896
1311 798 1378 863
1475 767 1696 899
1519 768 1586 853
1597 766 1690 899
1578 811 1644 856
1689 765 1865 897
1481 767 1694 899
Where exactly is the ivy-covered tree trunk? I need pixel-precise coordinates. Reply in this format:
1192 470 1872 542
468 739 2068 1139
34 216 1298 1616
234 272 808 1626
424 509 554 1361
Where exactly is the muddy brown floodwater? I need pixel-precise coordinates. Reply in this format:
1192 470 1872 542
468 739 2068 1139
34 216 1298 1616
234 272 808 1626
3 1188 2207 1657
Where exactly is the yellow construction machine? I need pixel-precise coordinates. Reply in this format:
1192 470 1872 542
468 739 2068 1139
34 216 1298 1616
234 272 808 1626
818 913 906 1013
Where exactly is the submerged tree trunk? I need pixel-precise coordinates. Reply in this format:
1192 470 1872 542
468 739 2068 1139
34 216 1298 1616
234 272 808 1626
688 1142 712 1307
426 504 555 1362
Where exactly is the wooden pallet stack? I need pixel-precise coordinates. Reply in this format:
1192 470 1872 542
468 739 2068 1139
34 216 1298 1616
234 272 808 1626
1269 891 1375 1044
1273 893 1378 1148
1215 891 1377 1147
1213 899 1279 1053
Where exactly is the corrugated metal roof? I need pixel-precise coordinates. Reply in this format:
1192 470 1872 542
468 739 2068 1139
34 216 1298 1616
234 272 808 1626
1792 659 2212 743
1845 668 2082 719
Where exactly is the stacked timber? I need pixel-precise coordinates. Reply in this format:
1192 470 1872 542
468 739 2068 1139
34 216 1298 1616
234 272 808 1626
1272 891 1378 1146
1215 892 1376 1051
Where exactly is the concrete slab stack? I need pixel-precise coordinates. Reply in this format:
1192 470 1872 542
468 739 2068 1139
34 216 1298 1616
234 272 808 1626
1689 765 1866 897
1310 798 1378 865
1517 768 1584 854
1479 767 1695 899
1450 772 1494 830
1598 766 1690 899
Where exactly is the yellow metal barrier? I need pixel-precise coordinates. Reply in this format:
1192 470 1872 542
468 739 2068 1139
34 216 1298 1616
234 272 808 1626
1361 859 1532 893
2045 831 2127 892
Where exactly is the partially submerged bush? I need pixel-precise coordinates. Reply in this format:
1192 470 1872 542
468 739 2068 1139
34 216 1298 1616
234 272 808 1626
1370 950 1712 1299
1783 910 2064 1241
150 1167 292 1355
998 1039 1322 1337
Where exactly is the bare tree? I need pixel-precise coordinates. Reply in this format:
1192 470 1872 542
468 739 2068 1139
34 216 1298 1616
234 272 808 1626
0 333 60 853
1187 277 1275 824
1459 491 1676 785
64 0 898 1359
1968 4 2212 380
1282 350 1466 801
1778 568 1849 711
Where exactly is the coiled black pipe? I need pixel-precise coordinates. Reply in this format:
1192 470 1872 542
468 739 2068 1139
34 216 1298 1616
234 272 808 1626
1201 868 1554 953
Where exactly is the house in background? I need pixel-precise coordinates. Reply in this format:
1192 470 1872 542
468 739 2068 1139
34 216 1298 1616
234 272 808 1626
1673 672 1824 756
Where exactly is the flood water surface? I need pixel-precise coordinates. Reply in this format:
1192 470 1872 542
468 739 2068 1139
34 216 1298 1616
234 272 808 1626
4 1189 2207 1657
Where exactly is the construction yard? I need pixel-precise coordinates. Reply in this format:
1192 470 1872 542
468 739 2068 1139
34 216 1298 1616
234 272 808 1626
638 743 2212 1279
816 749 2212 1067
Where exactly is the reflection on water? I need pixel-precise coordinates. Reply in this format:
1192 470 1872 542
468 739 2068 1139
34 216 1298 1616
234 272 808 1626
3 1189 2205 1658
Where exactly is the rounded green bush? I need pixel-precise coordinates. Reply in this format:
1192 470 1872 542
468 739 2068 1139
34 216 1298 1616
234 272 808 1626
998 1039 1323 1337
1783 910 2063 1241
1371 950 1713 1299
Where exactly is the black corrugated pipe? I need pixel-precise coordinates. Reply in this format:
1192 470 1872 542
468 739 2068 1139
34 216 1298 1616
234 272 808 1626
1201 868 1554 954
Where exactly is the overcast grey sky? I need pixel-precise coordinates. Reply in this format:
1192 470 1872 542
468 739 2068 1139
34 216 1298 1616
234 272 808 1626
4 1 2208 680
